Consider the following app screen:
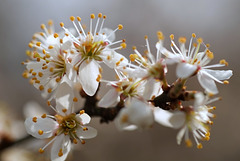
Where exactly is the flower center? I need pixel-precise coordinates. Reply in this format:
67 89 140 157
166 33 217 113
55 113 79 135
75 34 108 61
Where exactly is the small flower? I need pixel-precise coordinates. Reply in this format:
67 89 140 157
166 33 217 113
60 14 128 96
115 98 154 131
22 20 77 100
158 33 233 94
154 92 218 149
24 83 97 161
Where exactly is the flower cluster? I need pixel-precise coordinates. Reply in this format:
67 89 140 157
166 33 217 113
22 13 232 161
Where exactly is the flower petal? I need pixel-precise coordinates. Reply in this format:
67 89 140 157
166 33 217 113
176 63 198 78
51 134 71 161
154 108 186 129
55 82 74 115
79 60 100 96
98 88 119 108
75 113 91 125
76 126 97 139
197 71 218 94
203 69 233 81
143 78 162 100
176 126 187 145
24 117 58 139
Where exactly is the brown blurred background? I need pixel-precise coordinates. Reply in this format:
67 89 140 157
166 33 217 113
0 0 240 161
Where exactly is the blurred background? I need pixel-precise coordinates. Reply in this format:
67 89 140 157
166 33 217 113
0 0 240 160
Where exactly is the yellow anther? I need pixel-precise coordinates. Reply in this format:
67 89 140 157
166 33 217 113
99 67 103 73
35 80 40 84
193 43 197 47
219 59 228 66
22 72 29 78
197 38 203 44
38 72 43 77
73 139 78 144
206 50 214 59
47 88 52 93
122 39 126 42
73 97 78 102
90 14 95 19
157 31 164 40
36 42 41 47
120 43 127 49
58 149 63 157
45 54 50 58
204 136 210 141
42 66 48 70
65 33 69 36
32 117 37 123
116 61 121 66
107 55 111 60
185 139 193 147
129 54 137 62
47 101 51 106
70 16 75 21
62 108 67 113
144 35 148 39
103 15 107 19
192 33 196 38
121 114 128 123
132 46 137 50
83 127 88 131
80 110 85 115
212 114 217 118
54 33 59 38
48 20 53 26
49 67 54 72
98 13 102 18
212 106 216 110
96 74 102 82
42 49 46 54
77 16 81 21
208 121 213 125
197 143 203 149
60 39 63 44
118 24 123 30
26 50 31 56
38 130 43 135
206 43 210 48
28 43 33 48
81 140 86 144
205 131 210 136
208 92 215 97
39 85 44 91
120 57 124 61
39 148 44 154
32 72 37 76
41 114 47 118
179 37 186 43
60 22 64 27
40 24 45 29
223 80 229 84
48 45 54 49
170 34 174 40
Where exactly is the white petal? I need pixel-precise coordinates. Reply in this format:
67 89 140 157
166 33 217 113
23 101 47 118
154 108 186 129
203 69 233 81
51 134 71 161
100 28 115 42
75 113 91 125
101 51 128 68
24 117 58 139
143 78 162 100
76 126 97 139
55 82 74 115
79 60 100 96
197 71 218 94
176 63 198 78
176 126 187 145
98 88 119 108
61 40 72 51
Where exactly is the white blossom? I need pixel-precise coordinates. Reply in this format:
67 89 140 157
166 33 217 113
158 33 233 94
154 92 217 149
24 83 97 161
60 14 128 96
115 98 154 131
